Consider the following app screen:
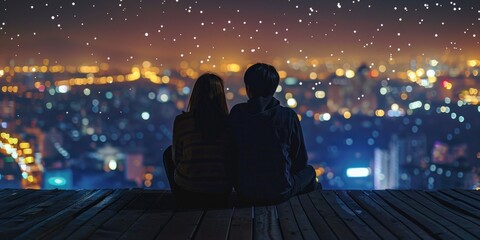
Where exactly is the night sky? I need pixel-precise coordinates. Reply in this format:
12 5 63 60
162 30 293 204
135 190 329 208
1 0 479 70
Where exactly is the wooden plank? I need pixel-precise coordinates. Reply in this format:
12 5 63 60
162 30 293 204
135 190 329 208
228 207 253 240
119 193 175 240
0 189 7 201
0 189 10 201
194 208 234 240
14 190 111 240
409 191 480 237
426 191 480 220
298 194 337 240
335 191 396 239
3 190 77 225
375 191 459 240
387 190 475 239
0 189 22 202
349 190 427 240
308 191 356 239
46 189 127 239
65 189 142 240
276 200 303 240
0 190 83 237
321 191 381 240
89 191 160 239
0 189 37 213
418 190 480 223
453 189 480 203
253 206 282 240
469 190 480 196
2 189 479 239
4 189 36 199
155 209 204 240
440 190 480 210
0 190 60 221
289 196 319 240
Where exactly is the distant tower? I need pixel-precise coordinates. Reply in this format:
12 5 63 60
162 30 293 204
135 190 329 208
394 134 427 189
388 135 400 189
125 152 145 187
0 98 15 120
326 64 377 115
374 148 397 189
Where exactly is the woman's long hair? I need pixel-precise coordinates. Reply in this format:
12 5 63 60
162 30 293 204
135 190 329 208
187 73 229 139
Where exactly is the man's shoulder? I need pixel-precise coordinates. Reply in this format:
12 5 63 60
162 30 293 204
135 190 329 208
276 105 298 118
278 104 295 112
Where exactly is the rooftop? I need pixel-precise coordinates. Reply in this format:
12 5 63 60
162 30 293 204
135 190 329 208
0 188 479 239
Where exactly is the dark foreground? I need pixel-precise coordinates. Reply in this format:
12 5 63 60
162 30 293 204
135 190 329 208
0 189 479 239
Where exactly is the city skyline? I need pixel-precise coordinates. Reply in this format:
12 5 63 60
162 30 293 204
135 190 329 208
1 0 479 70
0 0 479 191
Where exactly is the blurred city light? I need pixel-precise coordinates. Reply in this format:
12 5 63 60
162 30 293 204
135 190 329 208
346 168 371 178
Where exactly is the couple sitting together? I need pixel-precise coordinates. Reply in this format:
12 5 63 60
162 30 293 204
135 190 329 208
163 63 320 207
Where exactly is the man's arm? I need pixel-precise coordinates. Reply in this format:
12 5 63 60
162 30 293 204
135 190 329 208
290 113 308 174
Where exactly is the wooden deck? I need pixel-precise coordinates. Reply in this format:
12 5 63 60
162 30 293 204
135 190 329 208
0 189 479 239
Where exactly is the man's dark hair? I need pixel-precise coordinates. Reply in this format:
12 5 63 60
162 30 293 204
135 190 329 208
244 63 280 98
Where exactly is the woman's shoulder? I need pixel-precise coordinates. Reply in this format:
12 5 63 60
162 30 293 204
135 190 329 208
174 112 195 127
175 111 193 120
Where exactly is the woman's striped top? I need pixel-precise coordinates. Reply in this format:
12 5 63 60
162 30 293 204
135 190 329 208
172 112 232 193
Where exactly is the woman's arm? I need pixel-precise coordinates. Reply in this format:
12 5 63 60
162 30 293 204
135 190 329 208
172 117 183 166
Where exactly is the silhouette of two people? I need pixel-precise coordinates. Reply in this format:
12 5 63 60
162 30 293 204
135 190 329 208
163 63 319 208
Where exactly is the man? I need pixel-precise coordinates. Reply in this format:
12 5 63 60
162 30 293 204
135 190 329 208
229 63 320 205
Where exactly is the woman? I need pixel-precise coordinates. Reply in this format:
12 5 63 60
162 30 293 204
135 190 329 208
163 73 232 207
